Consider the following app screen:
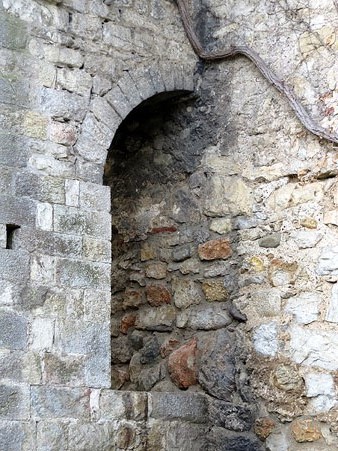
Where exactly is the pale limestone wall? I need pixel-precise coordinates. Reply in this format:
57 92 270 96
1 0 338 449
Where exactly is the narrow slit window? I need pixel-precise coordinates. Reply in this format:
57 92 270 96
6 224 20 249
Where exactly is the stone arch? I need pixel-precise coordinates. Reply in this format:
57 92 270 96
74 62 196 182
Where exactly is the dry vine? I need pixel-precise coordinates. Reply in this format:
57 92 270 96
175 0 338 144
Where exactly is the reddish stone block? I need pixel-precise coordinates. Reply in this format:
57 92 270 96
146 285 172 307
168 338 197 388
198 238 232 261
160 338 181 358
120 314 136 334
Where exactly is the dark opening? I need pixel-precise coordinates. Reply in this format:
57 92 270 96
6 224 20 249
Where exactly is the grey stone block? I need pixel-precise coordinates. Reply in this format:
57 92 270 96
148 420 208 451
0 167 14 194
14 228 82 258
75 160 104 184
56 258 110 289
129 69 157 101
85 327 111 388
0 134 28 168
83 236 111 263
105 85 132 119
68 422 116 451
148 67 166 95
100 390 147 421
53 205 111 239
90 96 121 130
79 182 110 212
0 384 30 420
81 113 113 149
0 77 30 108
37 420 69 451
0 421 34 451
0 249 29 282
208 428 264 451
0 195 36 226
75 132 108 164
0 11 27 50
38 87 88 121
117 72 143 109
15 172 65 204
0 350 27 382
44 353 86 386
149 392 207 423
31 386 90 419
0 310 27 350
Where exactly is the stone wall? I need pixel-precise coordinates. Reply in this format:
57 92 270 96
1 0 338 449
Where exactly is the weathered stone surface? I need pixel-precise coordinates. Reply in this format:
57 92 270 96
208 399 253 432
202 279 228 301
291 230 322 249
198 330 235 400
204 176 253 217
0 420 34 451
31 387 90 420
291 417 322 442
172 278 203 309
325 283 338 323
286 292 320 324
210 218 232 234
254 417 276 441
150 392 207 423
272 365 303 392
68 422 116 451
135 306 176 332
140 335 160 364
289 325 338 370
120 314 136 334
122 289 144 309
56 258 110 289
146 284 171 307
160 337 180 358
44 353 85 386
172 244 191 262
258 233 281 248
0 384 30 420
100 390 147 421
111 335 133 364
145 262 167 279
253 322 278 357
268 259 298 287
317 246 338 275
177 304 232 330
198 238 232 261
0 310 27 350
148 420 208 451
37 421 68 451
168 338 197 388
304 373 335 398
0 249 30 282
208 428 263 451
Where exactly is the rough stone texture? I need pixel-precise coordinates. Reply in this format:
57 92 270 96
291 417 322 443
2 0 338 448
168 338 197 389
198 330 236 400
254 417 276 441
198 238 232 261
